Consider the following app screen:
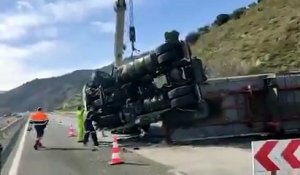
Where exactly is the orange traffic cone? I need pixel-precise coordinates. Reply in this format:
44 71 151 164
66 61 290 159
68 124 76 137
109 135 123 165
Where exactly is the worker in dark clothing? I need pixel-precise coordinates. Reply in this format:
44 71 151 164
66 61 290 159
29 107 49 150
83 106 100 147
83 81 99 112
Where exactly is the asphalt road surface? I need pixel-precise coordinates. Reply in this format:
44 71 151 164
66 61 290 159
2 116 173 175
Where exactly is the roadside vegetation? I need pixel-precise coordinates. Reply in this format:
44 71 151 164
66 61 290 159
186 0 300 77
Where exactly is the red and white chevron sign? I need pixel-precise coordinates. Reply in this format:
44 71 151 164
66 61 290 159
252 139 300 173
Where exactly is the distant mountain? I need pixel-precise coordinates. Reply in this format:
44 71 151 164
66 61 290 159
0 91 6 94
0 52 150 115
0 70 94 115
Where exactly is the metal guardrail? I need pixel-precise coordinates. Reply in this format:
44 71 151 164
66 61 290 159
0 116 27 174
0 117 25 139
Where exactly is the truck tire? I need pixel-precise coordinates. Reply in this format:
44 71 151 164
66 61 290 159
155 42 182 56
168 85 194 99
157 49 184 64
170 94 198 108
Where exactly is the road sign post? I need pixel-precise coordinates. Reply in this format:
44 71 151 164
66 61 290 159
252 138 300 175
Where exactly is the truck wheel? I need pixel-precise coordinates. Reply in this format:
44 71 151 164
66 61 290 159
157 49 184 64
168 85 194 99
155 42 182 56
170 94 198 108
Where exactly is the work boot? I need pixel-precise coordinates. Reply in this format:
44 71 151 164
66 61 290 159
91 133 98 146
38 142 46 148
33 144 38 150
33 140 40 150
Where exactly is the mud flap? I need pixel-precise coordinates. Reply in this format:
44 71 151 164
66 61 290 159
190 57 207 83
194 100 210 120
170 94 198 108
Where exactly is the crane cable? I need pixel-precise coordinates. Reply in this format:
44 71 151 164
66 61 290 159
128 0 140 59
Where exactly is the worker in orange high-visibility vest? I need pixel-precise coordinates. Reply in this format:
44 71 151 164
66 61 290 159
29 107 49 150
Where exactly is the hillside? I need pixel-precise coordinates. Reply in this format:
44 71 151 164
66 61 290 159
0 52 149 114
189 0 300 77
0 70 93 115
60 52 150 110
0 63 113 115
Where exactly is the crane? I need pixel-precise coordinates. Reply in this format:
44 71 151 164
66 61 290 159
114 0 137 69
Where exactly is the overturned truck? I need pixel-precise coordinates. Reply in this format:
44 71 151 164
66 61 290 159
83 34 300 142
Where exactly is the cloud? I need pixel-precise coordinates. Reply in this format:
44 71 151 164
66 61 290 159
42 0 113 22
0 0 127 90
17 1 34 11
35 27 59 39
0 40 60 90
0 0 115 42
0 13 48 41
91 21 115 33
0 40 58 59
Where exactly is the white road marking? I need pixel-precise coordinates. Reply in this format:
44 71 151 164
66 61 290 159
8 120 29 175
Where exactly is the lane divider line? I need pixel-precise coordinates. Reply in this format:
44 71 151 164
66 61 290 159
8 120 29 175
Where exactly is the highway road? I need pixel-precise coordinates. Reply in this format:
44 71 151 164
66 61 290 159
1 112 264 175
1 114 173 175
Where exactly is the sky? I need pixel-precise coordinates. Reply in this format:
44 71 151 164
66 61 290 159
0 0 255 91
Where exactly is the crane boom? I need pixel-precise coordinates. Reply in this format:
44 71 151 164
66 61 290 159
114 0 126 68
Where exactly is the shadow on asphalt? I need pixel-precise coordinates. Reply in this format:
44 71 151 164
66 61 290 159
44 147 92 151
123 162 149 166
116 132 300 150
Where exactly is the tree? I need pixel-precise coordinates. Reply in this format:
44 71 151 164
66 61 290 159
213 14 231 26
185 32 200 45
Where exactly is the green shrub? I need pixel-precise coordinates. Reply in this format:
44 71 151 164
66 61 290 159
198 25 210 34
185 32 200 44
213 14 231 26
231 7 247 19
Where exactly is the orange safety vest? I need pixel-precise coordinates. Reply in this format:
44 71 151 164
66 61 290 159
30 111 49 122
